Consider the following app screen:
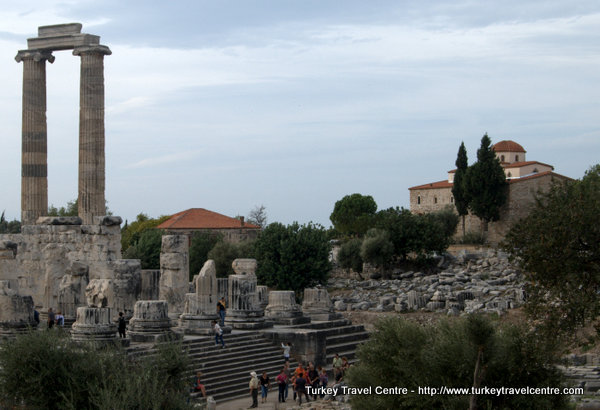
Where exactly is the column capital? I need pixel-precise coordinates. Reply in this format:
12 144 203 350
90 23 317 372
73 45 111 57
15 49 55 64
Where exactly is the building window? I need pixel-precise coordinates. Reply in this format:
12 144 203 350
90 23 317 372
533 168 538 173
515 155 519 162
500 155 505 162
417 195 421 205
434 197 438 204
450 196 454 203
507 172 512 178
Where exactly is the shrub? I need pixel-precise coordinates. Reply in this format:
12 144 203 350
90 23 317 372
337 238 363 273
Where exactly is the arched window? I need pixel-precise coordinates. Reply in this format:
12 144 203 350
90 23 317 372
450 196 454 203
533 168 538 173
417 195 421 205
507 172 512 178
515 155 519 162
434 197 438 204
500 155 505 162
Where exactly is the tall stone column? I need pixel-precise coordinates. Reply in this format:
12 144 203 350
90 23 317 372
73 45 111 224
15 50 54 225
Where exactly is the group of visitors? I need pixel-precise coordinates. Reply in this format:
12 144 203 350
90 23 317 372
332 353 350 382
45 307 64 329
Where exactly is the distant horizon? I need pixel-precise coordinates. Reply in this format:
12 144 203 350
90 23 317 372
1 1 598 226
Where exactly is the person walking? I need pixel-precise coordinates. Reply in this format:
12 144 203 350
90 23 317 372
294 372 310 404
212 320 225 348
281 341 291 363
283 361 292 401
307 362 319 400
55 311 65 328
118 311 127 338
319 366 328 398
276 368 288 403
216 297 226 327
259 371 270 403
47 307 55 329
249 371 259 408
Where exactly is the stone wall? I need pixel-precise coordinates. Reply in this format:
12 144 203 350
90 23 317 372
0 217 122 306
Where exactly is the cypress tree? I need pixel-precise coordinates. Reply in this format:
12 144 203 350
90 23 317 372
452 142 469 238
465 134 508 234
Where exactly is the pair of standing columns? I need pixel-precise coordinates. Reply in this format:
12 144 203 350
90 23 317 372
16 45 111 225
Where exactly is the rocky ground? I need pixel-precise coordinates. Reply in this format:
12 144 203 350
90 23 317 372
327 248 525 327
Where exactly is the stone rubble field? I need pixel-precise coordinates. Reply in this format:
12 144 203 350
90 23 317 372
328 249 525 317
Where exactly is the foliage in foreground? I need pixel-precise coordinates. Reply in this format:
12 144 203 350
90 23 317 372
502 164 600 340
0 211 20 233
346 315 568 410
0 330 192 410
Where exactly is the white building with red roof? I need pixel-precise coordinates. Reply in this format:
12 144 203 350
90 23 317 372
408 140 571 244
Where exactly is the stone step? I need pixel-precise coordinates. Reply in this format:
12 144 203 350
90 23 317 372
326 330 370 345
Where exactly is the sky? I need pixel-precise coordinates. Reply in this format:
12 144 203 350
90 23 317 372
0 0 599 227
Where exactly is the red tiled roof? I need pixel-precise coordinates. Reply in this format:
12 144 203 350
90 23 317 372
409 180 453 190
493 140 526 153
156 208 260 230
503 161 553 170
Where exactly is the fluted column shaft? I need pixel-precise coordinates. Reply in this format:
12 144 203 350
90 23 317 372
74 45 111 224
16 50 54 225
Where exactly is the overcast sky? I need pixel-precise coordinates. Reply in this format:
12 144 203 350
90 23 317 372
0 0 598 226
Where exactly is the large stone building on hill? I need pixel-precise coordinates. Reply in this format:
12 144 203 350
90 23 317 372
409 140 571 244
156 208 261 243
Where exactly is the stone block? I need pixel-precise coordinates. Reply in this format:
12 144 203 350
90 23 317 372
94 216 123 226
37 216 82 225
161 235 188 253
232 258 257 275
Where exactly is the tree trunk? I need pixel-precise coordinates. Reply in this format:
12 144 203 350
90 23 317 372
469 347 484 410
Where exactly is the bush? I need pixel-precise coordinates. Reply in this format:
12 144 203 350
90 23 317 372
0 330 192 410
360 228 394 267
452 231 485 245
123 228 163 269
346 315 568 410
337 238 363 273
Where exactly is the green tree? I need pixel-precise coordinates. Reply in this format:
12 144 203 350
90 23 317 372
337 238 364 273
0 211 20 234
189 232 223 279
360 228 394 268
121 213 170 252
502 164 600 340
254 222 331 297
123 228 164 269
207 240 254 277
452 141 469 238
464 134 508 233
330 193 377 237
48 198 78 216
346 315 567 410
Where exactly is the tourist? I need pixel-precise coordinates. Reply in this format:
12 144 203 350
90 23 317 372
212 320 225 348
118 311 126 338
33 308 40 326
276 368 288 403
332 353 342 380
283 361 291 401
281 341 291 363
47 307 55 329
342 356 349 374
193 371 206 398
216 296 226 326
292 363 305 401
249 371 259 408
259 371 270 403
55 311 64 327
307 362 319 400
318 366 328 398
294 371 310 404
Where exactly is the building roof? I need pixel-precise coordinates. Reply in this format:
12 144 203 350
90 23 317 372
492 140 526 153
409 180 453 190
156 208 260 230
502 160 553 170
410 171 570 191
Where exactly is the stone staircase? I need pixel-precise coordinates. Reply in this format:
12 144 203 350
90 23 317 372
126 320 370 405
